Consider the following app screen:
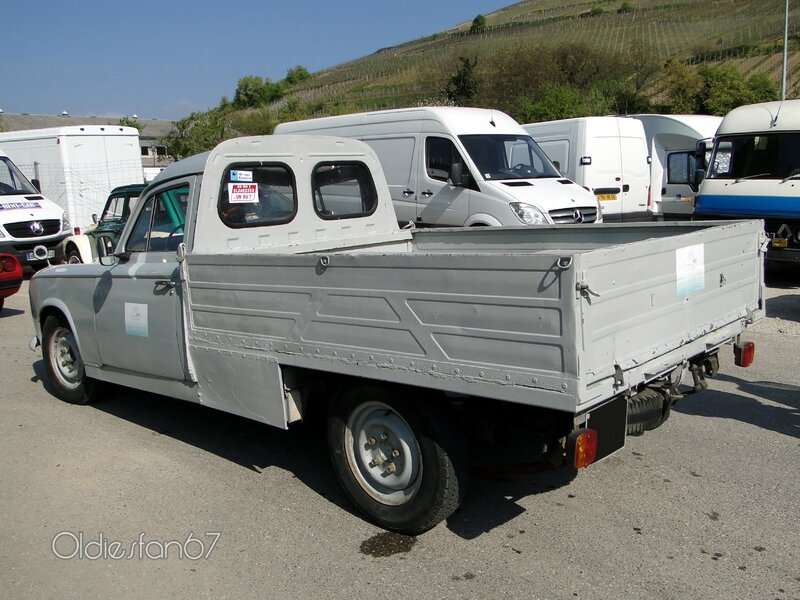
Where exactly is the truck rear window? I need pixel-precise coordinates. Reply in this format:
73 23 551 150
219 164 297 228
312 162 378 220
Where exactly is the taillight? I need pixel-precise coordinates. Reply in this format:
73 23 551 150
568 428 598 469
734 341 755 367
1 257 13 272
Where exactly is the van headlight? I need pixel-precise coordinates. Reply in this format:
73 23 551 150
510 202 547 225
61 211 70 233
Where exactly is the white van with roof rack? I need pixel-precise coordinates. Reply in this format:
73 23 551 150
0 148 70 268
274 107 602 227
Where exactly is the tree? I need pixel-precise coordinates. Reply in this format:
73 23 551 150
233 75 283 109
663 60 704 113
443 56 479 105
160 109 232 159
117 116 142 132
285 65 311 86
470 14 487 34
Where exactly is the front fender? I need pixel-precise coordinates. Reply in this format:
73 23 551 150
464 213 504 227
62 234 95 263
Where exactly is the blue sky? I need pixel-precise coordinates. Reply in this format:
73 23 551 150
2 0 509 121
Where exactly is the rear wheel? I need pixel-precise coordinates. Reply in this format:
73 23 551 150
42 316 102 404
328 384 467 534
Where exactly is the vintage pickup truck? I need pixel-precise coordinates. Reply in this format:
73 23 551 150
29 135 764 534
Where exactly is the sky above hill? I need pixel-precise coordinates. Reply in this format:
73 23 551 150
1 0 509 121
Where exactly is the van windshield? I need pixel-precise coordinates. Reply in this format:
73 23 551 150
0 157 38 195
708 132 800 180
459 134 560 181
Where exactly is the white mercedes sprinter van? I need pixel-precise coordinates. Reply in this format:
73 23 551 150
0 149 70 268
275 107 601 227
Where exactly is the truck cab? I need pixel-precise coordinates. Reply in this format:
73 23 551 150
63 183 146 263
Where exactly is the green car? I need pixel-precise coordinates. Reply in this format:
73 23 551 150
63 184 146 263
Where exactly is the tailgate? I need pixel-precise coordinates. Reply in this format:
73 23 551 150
575 219 764 404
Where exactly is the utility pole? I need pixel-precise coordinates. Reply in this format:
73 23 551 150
782 0 789 100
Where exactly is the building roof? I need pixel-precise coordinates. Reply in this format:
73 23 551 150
0 112 175 142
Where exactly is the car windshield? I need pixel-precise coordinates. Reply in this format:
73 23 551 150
459 134 561 181
0 157 38 195
708 132 800 180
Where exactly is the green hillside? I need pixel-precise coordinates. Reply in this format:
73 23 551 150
284 0 796 110
162 0 799 156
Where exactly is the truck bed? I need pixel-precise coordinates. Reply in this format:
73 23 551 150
184 220 764 415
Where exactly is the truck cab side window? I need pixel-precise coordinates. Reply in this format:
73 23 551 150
126 184 189 253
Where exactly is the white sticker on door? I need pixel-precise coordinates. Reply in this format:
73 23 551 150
125 302 148 337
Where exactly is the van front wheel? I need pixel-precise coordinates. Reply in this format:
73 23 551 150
328 385 467 534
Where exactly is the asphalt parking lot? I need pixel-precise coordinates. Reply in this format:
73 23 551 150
1 268 798 600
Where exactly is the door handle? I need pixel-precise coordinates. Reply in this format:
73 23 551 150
402 188 414 197
622 184 630 192
154 280 176 288
421 189 433 197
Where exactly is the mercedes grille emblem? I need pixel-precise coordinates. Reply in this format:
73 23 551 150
30 221 45 236
572 209 584 223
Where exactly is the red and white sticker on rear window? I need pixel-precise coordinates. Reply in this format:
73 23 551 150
228 183 258 203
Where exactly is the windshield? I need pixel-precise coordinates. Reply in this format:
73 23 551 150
708 132 800 180
459 134 561 181
0 157 38 195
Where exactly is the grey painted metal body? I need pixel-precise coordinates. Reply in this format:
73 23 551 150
29 135 765 431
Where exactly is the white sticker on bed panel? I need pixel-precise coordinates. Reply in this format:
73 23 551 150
230 170 253 182
228 182 258 203
676 244 705 296
125 302 148 337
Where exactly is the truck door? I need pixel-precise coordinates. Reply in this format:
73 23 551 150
662 150 698 217
417 136 469 225
93 180 191 381
618 135 650 219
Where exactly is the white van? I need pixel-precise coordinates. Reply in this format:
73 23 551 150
523 117 650 221
0 149 70 268
274 107 601 227
634 114 721 218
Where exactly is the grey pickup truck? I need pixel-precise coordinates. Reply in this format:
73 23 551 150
29 135 764 534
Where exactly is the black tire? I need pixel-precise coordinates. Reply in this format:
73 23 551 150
67 249 83 264
42 315 102 404
0 298 4 311
626 387 666 436
328 384 467 534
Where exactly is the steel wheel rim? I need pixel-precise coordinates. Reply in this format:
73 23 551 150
50 327 83 390
344 401 422 506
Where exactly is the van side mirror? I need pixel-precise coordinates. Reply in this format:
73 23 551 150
92 213 99 224
448 162 467 187
32 178 41 193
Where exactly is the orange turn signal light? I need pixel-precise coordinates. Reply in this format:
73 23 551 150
734 341 755 368
568 428 598 469
771 238 788 248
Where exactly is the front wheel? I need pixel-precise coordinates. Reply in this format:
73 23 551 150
328 384 467 534
42 316 102 404
67 249 83 264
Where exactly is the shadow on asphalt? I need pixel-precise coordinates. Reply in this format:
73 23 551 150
31 359 576 538
674 374 800 439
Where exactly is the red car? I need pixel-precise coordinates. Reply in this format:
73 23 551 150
0 253 23 311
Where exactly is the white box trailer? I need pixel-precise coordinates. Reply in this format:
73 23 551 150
0 126 144 232
523 116 650 221
634 114 721 218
